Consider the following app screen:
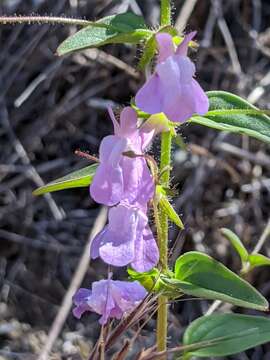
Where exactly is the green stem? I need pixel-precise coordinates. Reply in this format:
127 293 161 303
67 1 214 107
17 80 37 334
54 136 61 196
156 3 172 356
160 131 172 185
156 130 172 356
160 0 172 26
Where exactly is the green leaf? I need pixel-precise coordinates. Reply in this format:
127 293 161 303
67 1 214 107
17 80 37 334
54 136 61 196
33 164 98 195
159 194 184 229
128 268 161 291
183 313 270 358
57 12 151 55
221 228 249 263
248 253 270 268
190 91 270 144
166 252 268 310
138 34 156 70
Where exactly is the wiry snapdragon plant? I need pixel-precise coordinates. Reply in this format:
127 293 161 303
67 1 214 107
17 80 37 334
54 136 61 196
2 1 270 359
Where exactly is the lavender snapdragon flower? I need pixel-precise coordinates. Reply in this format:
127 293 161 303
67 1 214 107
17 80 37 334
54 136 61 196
91 202 159 272
73 277 147 324
90 107 154 207
89 106 159 272
135 32 209 123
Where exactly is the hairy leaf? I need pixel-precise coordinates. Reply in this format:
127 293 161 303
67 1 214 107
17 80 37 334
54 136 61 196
159 195 184 229
57 12 151 55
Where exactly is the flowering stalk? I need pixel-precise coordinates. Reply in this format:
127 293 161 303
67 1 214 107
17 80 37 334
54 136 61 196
156 1 172 355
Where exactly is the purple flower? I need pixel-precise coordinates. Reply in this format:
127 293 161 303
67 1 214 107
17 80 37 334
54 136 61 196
91 202 159 272
90 107 154 207
73 277 147 324
135 32 209 123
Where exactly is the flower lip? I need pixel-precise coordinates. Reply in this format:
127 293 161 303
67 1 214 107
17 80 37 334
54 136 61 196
90 202 159 272
72 278 147 324
90 106 155 206
135 32 209 123
156 31 197 63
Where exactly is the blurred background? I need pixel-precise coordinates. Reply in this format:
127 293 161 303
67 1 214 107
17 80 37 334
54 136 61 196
0 0 270 359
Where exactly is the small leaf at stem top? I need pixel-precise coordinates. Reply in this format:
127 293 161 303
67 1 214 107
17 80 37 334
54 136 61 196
248 253 270 268
221 228 249 263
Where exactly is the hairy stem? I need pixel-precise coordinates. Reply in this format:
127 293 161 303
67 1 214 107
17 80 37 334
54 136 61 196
0 16 102 27
156 4 172 357
160 131 172 185
156 131 172 356
160 0 172 26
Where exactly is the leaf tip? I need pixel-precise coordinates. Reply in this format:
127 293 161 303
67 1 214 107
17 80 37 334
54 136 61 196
32 188 41 196
56 46 64 56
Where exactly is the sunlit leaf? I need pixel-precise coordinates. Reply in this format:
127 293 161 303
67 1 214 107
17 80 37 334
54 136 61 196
248 253 270 268
190 91 270 144
162 252 268 310
57 12 151 55
127 268 161 291
138 34 156 70
33 163 98 195
159 195 184 229
183 313 270 358
221 228 249 263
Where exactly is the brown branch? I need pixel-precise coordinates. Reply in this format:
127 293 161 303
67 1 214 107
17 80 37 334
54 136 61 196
0 15 102 27
74 149 99 163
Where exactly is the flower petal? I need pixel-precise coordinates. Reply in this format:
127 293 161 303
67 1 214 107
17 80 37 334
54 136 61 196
139 126 155 150
96 203 146 267
191 78 209 115
99 235 135 267
156 32 175 63
73 279 147 324
119 107 138 138
90 163 123 206
108 106 120 135
98 135 123 164
176 31 196 56
176 56 195 83
90 226 108 259
163 85 195 122
90 136 127 206
112 280 147 313
72 288 92 319
131 225 159 272
90 279 116 324
135 73 163 115
135 31 208 123
73 288 92 305
121 157 154 206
